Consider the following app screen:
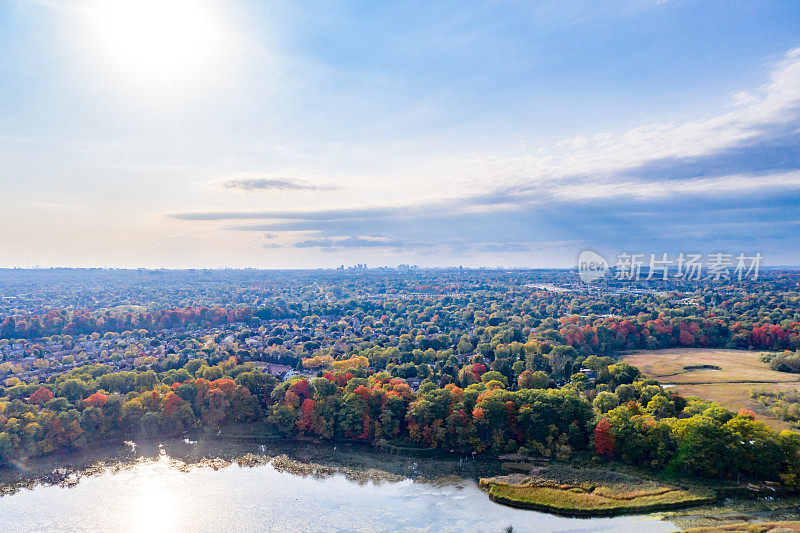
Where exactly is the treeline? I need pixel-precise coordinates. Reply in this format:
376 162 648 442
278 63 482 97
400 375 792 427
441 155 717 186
2 357 800 488
0 357 591 462
268 372 592 457
594 385 800 485
545 315 800 354
0 307 253 339
0 357 264 459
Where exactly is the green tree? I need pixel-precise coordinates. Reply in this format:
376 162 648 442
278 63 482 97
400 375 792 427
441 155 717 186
593 392 619 414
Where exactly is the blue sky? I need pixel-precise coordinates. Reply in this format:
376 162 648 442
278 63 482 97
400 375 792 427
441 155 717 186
0 0 798 268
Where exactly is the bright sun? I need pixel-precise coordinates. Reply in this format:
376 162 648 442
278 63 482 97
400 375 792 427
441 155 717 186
85 0 224 86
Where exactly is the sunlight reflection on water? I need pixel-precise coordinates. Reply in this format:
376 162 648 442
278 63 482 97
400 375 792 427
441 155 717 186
0 454 678 533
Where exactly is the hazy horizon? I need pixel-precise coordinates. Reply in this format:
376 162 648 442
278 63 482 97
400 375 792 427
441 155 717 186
4 263 800 272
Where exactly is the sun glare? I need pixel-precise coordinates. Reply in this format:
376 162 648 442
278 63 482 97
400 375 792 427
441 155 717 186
130 457 178 533
85 0 225 87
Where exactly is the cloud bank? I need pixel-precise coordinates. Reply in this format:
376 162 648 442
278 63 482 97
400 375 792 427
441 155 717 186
169 48 800 262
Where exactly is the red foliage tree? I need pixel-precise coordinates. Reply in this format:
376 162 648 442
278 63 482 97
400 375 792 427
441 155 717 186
353 385 371 401
297 398 317 433
594 419 615 458
471 363 487 376
210 378 236 393
291 379 310 398
162 392 185 417
29 387 54 405
82 391 108 408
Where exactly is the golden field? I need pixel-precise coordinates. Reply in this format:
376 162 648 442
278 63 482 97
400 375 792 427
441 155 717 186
622 348 800 431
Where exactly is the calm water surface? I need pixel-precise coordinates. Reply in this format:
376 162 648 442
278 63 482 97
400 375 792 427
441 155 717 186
0 446 677 533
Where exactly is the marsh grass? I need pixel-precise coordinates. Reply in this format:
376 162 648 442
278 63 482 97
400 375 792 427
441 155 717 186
479 464 714 517
683 521 800 532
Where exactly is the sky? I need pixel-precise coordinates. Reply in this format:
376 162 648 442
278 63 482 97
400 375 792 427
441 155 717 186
0 0 798 269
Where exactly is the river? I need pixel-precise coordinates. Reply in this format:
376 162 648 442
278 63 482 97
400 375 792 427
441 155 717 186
0 439 677 533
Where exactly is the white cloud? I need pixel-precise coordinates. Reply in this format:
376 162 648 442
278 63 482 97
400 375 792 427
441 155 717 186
548 171 800 202
458 47 800 195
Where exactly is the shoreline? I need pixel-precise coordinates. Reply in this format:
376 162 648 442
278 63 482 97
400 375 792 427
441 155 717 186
1 433 797 527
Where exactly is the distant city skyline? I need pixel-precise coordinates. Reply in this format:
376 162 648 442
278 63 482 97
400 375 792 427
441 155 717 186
1 0 799 268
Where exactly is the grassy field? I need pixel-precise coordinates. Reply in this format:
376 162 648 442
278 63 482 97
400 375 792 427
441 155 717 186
622 348 800 430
